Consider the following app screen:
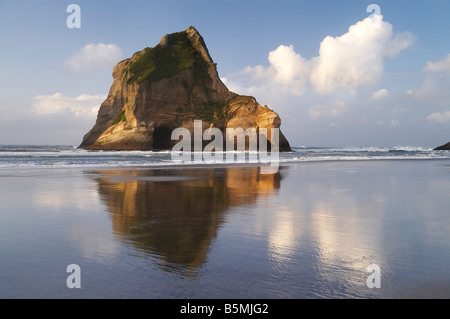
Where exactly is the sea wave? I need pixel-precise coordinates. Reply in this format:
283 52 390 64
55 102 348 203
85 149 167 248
0 145 448 169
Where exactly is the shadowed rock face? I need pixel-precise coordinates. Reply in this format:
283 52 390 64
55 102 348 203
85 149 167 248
79 26 291 151
434 142 450 150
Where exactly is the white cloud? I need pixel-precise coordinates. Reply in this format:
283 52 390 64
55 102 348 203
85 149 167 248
410 54 450 101
424 54 450 73
64 43 123 74
226 15 414 96
309 100 348 119
390 118 399 126
224 45 311 96
268 45 311 86
372 89 389 100
427 111 450 123
385 31 416 58
310 15 414 94
32 92 106 118
220 16 450 147
411 74 450 100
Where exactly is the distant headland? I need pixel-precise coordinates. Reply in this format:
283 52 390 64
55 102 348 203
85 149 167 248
434 141 450 150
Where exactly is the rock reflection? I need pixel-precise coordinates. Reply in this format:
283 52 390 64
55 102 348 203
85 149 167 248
92 166 281 277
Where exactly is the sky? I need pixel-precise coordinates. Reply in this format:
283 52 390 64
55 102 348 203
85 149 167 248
0 0 449 148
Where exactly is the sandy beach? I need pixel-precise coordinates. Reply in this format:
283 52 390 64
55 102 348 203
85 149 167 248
1 159 450 298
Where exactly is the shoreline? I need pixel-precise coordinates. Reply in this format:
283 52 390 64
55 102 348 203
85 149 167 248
1 156 450 173
2 154 450 298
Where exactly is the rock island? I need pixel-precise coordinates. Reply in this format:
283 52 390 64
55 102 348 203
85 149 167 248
79 26 291 151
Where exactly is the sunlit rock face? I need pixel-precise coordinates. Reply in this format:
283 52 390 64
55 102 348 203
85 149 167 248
79 26 291 151
93 167 282 276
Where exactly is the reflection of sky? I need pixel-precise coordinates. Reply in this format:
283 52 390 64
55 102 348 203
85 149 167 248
24 170 120 263
235 161 450 298
262 171 387 297
2 161 450 298
268 210 299 263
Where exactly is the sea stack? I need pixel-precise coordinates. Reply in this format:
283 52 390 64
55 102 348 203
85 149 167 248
434 141 450 150
79 26 291 151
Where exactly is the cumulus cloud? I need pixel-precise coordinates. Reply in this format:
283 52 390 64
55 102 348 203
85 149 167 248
268 45 311 88
309 100 348 119
310 15 414 94
64 43 123 74
411 54 450 101
372 89 389 100
427 111 450 123
223 45 311 96
411 75 450 100
384 31 416 58
390 118 399 126
32 92 105 118
424 54 450 73
226 15 414 96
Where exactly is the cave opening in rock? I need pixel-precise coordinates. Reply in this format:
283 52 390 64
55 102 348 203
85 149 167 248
153 125 173 150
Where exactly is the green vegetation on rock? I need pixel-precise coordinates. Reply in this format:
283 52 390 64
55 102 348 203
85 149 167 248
230 95 254 105
193 100 230 124
124 31 203 84
112 109 126 125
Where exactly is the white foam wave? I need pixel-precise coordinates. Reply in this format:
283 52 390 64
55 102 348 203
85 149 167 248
1 145 449 170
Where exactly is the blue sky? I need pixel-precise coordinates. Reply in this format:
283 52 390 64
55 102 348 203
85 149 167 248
0 0 449 147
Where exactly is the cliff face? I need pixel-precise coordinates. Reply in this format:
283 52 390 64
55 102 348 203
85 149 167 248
434 142 450 150
79 26 291 151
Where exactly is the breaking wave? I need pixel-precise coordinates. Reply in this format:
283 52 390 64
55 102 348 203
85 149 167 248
0 145 448 169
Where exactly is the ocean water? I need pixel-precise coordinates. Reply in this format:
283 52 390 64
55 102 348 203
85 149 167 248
1 145 450 299
0 145 449 169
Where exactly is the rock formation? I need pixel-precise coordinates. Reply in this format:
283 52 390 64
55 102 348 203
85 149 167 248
434 141 450 150
79 26 291 151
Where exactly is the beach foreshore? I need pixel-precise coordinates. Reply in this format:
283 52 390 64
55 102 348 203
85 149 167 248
1 159 450 299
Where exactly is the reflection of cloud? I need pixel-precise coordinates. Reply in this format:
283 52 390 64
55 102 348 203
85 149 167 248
310 194 385 258
303 178 388 285
30 173 118 262
67 222 119 262
33 179 100 211
268 210 298 262
311 200 359 259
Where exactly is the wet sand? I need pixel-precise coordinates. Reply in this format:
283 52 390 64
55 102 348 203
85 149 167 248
1 159 450 298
